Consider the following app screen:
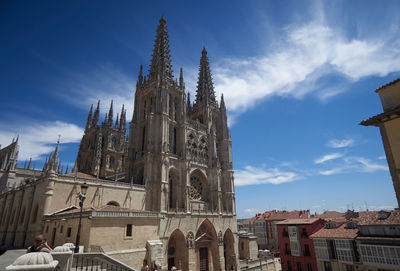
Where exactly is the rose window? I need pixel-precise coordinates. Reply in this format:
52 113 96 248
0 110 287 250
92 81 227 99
189 176 203 200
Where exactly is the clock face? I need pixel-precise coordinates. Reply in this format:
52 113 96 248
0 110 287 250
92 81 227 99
168 247 175 255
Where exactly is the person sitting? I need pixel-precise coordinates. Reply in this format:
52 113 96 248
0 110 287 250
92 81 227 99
141 259 149 271
27 234 52 253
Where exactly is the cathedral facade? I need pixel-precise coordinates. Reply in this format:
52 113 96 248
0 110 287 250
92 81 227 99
0 17 238 270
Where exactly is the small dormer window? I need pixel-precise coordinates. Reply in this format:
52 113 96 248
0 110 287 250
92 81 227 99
378 210 391 220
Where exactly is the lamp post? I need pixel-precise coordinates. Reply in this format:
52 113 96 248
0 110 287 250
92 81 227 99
74 182 88 253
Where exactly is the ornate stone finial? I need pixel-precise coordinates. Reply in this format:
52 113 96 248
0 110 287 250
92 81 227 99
195 47 216 106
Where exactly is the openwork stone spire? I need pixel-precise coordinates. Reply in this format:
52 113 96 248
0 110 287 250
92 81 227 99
149 16 173 81
195 47 216 105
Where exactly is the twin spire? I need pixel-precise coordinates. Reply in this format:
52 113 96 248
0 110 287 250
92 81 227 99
143 17 219 107
195 47 216 106
149 16 173 81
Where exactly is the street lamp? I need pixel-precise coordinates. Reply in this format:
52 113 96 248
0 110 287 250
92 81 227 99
74 182 88 253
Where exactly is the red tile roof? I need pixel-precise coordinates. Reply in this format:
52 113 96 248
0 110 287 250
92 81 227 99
315 211 345 219
242 210 310 224
356 210 400 226
276 218 321 225
310 223 358 239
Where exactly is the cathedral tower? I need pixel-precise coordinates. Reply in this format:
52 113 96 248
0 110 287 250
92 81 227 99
126 17 235 215
76 100 127 179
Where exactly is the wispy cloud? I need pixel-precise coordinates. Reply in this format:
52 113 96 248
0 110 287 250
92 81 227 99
235 166 298 186
327 138 354 148
0 121 83 161
211 17 400 118
318 156 388 176
315 153 344 164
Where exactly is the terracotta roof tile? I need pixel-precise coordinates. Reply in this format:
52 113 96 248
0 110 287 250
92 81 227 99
356 210 400 226
276 218 320 225
310 223 358 239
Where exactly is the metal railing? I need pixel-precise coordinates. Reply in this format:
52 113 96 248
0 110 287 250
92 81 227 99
72 253 135 271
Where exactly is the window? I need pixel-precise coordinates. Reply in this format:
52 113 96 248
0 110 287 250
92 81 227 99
141 127 146 152
45 225 49 233
173 128 177 154
307 263 312 271
126 224 132 237
111 137 117 149
60 225 63 234
109 156 115 169
314 239 330 260
335 239 356 263
67 227 72 238
169 175 174 208
302 228 308 237
346 265 355 271
287 261 292 271
241 242 244 250
282 228 289 237
143 100 147 120
297 262 302 271
285 243 291 255
323 262 332 271
360 244 400 268
304 244 311 257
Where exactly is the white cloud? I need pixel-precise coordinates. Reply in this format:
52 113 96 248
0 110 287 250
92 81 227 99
243 208 260 215
378 155 386 160
327 138 354 148
315 153 344 164
235 166 298 186
318 156 388 176
212 20 400 116
0 121 84 161
348 157 388 172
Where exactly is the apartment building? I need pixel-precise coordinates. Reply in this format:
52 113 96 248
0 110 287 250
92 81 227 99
277 218 325 271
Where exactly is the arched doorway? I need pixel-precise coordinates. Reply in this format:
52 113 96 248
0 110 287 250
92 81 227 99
195 219 220 271
167 229 188 271
223 229 236 271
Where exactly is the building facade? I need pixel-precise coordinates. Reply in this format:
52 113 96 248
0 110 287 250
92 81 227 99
361 78 400 208
240 210 310 250
0 17 240 271
277 218 325 271
311 210 400 271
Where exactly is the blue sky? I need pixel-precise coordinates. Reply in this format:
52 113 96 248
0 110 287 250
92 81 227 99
1 0 400 218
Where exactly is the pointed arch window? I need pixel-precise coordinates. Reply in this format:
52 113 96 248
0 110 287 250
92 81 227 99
169 174 174 209
141 127 146 153
143 100 147 120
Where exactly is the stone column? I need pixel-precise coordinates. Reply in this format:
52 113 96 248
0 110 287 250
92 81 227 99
43 179 55 215
188 247 196 271
219 244 226 271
